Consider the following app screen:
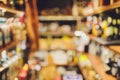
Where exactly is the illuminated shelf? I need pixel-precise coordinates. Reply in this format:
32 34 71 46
0 41 18 52
40 32 75 37
0 7 24 15
82 1 120 16
87 54 116 80
88 34 120 45
88 34 120 54
39 16 82 21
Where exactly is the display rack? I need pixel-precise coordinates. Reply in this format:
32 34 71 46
81 1 120 78
0 6 25 78
82 1 120 16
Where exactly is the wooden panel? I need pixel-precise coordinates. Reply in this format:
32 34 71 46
31 0 39 50
25 0 39 51
82 1 120 16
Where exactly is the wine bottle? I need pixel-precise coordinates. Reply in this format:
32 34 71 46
112 19 118 39
14 0 24 10
101 18 108 39
0 27 4 48
106 58 117 76
92 16 99 37
104 16 114 41
1 23 12 45
102 0 110 5
117 19 120 39
98 15 103 37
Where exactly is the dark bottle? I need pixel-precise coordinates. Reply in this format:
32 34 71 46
1 24 9 45
7 0 15 8
9 27 13 42
102 0 111 5
6 26 12 44
1 71 6 80
106 58 117 76
0 68 9 80
14 0 25 10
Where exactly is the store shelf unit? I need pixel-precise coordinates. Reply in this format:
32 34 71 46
82 1 120 16
81 2 120 78
0 5 26 80
81 1 120 54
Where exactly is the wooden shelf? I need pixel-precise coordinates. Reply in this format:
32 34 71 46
87 54 116 80
88 34 120 54
39 16 82 21
89 34 120 45
88 34 107 45
82 1 120 16
0 41 18 52
40 32 75 37
40 48 76 51
0 7 24 15
108 46 120 54
78 64 89 80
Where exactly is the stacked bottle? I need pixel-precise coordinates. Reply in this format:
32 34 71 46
86 14 120 41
